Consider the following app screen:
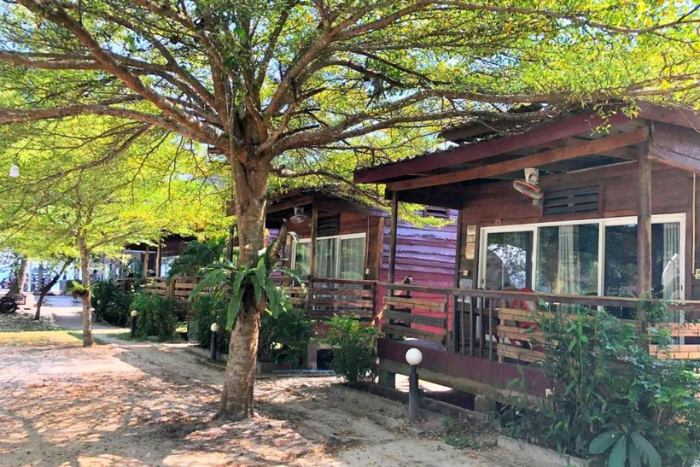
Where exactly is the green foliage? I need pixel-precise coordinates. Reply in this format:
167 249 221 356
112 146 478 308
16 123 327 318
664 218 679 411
500 307 700 466
131 293 178 339
191 244 303 331
66 280 90 297
91 281 133 327
168 239 229 279
191 295 230 354
590 430 661 467
318 315 378 384
258 308 312 367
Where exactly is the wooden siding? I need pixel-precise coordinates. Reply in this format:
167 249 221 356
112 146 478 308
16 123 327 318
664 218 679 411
456 163 698 299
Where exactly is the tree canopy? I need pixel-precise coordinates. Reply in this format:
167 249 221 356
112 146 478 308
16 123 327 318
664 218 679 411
0 0 697 420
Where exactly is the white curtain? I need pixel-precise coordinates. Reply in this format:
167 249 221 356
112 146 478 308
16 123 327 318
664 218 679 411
315 238 337 278
557 225 580 294
339 237 366 280
662 222 681 301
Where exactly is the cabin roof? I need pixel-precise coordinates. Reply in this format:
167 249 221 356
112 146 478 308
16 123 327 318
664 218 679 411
353 102 700 208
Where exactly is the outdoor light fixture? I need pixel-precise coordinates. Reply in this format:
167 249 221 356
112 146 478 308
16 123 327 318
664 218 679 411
210 322 219 361
130 310 138 337
289 206 310 224
9 163 19 178
405 347 423 366
405 348 423 422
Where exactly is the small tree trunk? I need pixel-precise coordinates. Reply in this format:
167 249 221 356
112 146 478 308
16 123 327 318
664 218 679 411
9 257 28 296
35 259 73 320
78 237 93 347
217 156 270 420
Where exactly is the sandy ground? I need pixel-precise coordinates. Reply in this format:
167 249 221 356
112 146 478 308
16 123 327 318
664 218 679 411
0 302 519 467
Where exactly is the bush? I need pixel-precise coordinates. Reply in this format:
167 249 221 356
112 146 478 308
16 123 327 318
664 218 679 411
191 295 230 354
131 293 178 339
500 307 700 467
91 281 133 326
259 308 311 368
318 315 378 383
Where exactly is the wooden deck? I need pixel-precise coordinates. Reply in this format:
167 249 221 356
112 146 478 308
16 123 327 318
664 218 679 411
377 283 700 403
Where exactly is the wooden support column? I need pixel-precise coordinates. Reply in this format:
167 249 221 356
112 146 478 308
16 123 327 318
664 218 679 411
309 206 318 278
388 191 399 285
142 246 150 278
637 142 652 321
155 237 162 277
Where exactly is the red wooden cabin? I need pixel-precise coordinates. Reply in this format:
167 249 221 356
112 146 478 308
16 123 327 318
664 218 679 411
355 102 700 409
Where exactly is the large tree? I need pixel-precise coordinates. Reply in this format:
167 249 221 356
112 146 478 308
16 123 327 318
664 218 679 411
0 116 227 344
0 1 698 419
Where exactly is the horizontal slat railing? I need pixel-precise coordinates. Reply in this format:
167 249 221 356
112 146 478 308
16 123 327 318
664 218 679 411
272 276 378 320
382 283 700 364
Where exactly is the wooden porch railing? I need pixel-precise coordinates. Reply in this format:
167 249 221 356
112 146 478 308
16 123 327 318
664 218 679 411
382 283 700 364
272 276 378 320
140 276 198 304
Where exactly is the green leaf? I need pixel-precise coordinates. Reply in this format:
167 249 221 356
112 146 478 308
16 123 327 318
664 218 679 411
628 441 642 467
608 436 627 467
226 288 243 330
630 433 661 467
264 278 280 316
590 431 622 455
190 269 227 298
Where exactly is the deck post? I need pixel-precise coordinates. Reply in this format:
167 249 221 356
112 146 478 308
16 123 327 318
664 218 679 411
142 246 150 278
637 142 652 321
388 191 399 285
155 237 162 277
309 206 318 278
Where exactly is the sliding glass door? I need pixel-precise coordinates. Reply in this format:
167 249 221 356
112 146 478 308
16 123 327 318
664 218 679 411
480 215 685 300
483 231 533 290
294 234 366 279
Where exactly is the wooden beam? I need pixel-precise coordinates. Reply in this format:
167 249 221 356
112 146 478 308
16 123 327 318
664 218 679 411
309 206 318 277
388 127 649 191
637 142 652 321
387 191 399 285
142 246 150 278
355 107 633 184
649 121 700 173
266 196 313 214
155 237 162 277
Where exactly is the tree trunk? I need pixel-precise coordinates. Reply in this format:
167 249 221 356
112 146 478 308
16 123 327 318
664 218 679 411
218 156 270 420
78 237 93 347
8 257 28 296
35 259 73 320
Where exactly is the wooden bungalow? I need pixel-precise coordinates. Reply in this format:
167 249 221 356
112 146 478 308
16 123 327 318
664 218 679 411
354 102 700 409
266 189 458 321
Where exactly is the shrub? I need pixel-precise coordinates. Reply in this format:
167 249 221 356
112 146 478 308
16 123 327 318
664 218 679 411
500 307 700 467
91 281 133 326
131 293 178 339
258 308 312 368
191 295 230 354
318 315 378 384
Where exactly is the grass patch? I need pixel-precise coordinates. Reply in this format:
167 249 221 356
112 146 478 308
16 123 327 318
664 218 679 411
114 332 186 344
0 330 82 347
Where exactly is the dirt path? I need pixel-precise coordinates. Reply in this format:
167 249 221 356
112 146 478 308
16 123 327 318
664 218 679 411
0 306 518 467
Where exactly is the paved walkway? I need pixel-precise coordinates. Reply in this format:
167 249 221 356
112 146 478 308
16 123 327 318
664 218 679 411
41 295 116 330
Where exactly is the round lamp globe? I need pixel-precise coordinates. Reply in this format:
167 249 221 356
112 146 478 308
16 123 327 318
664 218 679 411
405 348 423 366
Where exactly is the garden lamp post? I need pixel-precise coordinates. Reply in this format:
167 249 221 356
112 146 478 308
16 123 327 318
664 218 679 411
210 322 219 361
405 347 423 422
130 310 138 338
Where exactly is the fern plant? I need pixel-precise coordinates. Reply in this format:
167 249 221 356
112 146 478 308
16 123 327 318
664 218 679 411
589 429 661 467
190 243 304 331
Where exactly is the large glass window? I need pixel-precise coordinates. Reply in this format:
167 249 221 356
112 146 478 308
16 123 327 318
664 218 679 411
536 224 599 295
294 235 366 279
339 237 366 280
294 242 311 276
484 231 533 290
604 222 682 299
481 215 684 300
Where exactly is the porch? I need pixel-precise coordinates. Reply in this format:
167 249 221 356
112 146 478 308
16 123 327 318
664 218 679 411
354 102 700 405
377 282 700 405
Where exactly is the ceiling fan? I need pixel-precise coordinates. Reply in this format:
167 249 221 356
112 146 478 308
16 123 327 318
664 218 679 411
513 168 544 206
